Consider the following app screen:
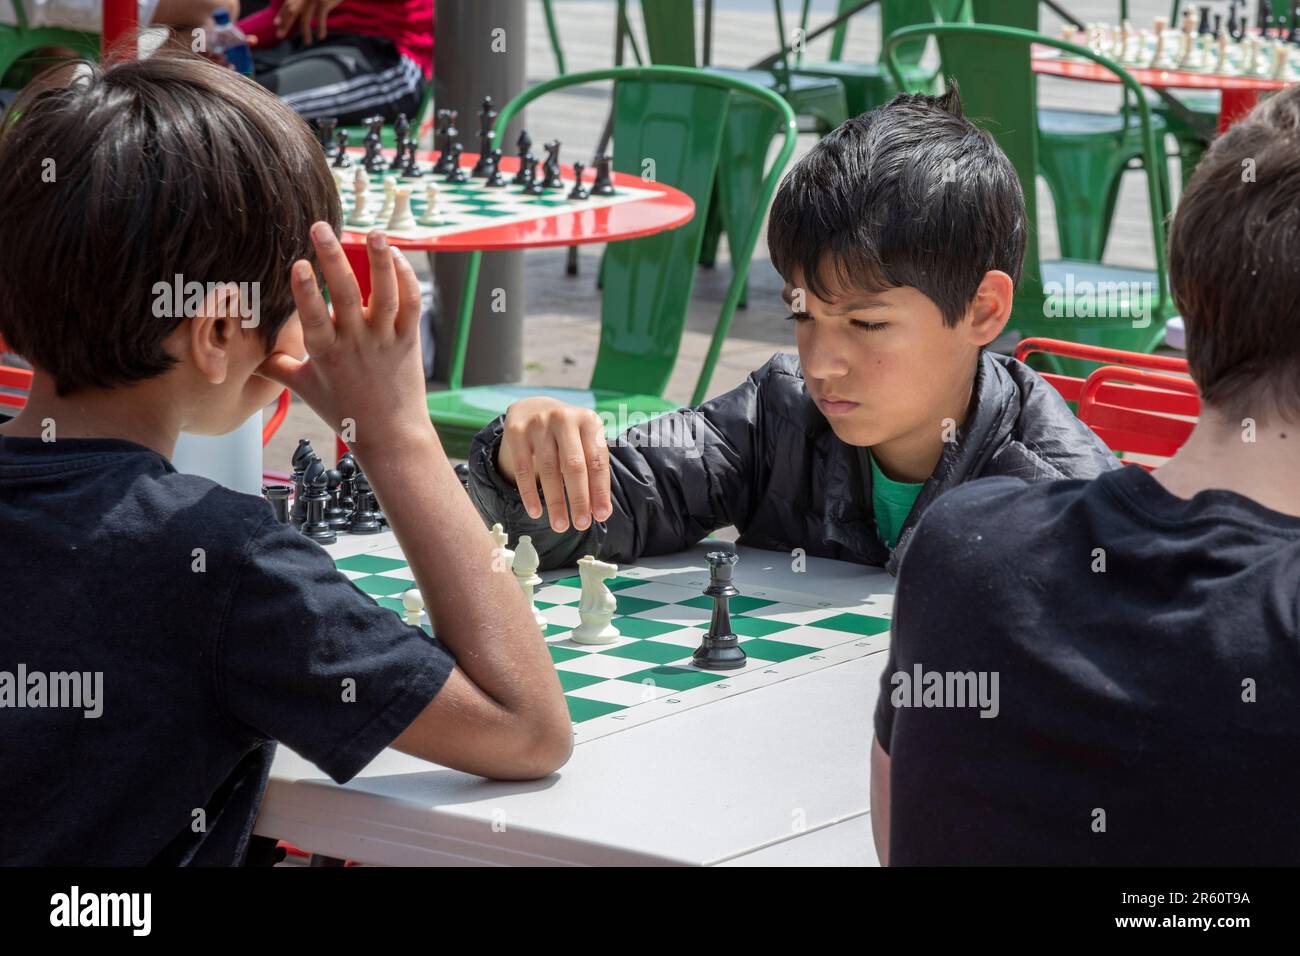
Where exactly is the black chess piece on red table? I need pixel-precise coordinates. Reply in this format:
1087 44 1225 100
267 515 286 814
336 453 358 513
568 161 590 200
331 130 352 168
325 469 350 531
444 143 469 183
483 148 507 187
290 438 315 525
512 129 533 185
590 153 616 196
348 473 383 534
317 117 338 158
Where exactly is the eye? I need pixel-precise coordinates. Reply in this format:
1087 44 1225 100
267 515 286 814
851 320 888 333
785 311 810 323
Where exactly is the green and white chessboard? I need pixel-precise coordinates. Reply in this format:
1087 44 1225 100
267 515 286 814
335 167 664 241
332 535 894 744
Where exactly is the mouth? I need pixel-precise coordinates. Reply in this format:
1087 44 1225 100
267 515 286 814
816 397 861 415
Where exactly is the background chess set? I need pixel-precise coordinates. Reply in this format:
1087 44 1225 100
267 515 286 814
330 532 894 744
1053 6 1300 79
332 167 664 242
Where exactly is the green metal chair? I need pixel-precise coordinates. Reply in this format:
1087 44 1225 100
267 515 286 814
962 0 1171 264
885 23 1175 375
632 0 846 307
424 66 798 459
785 0 953 117
0 1 99 89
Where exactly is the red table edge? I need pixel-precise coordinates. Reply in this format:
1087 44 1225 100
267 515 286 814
1030 47 1288 133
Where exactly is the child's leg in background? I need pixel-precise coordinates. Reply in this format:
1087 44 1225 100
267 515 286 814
254 35 424 125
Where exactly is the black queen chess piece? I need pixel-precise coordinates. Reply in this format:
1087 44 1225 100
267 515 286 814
692 551 748 670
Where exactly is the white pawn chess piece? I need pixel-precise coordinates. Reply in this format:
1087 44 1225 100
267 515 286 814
387 186 417 231
1150 15 1168 68
417 183 441 226
332 167 347 192
353 166 370 195
377 177 397 222
1271 40 1289 79
1244 35 1261 74
348 180 375 227
1215 30 1229 73
570 555 620 645
402 588 425 627
511 535 547 633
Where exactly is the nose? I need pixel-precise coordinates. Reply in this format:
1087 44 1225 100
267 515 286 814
798 321 850 382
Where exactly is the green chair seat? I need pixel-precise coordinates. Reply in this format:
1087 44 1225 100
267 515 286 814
707 66 848 132
1037 107 1171 264
428 387 681 459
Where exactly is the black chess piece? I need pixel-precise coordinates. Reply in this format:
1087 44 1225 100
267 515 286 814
290 439 316 525
483 148 507 187
444 143 469 183
363 137 386 175
300 459 338 544
348 474 383 534
394 112 410 146
336 453 358 513
568 161 590 200
1198 5 1213 35
691 552 747 670
541 139 564 189
331 130 352 168
402 138 424 178
521 155 545 195
454 463 470 490
472 129 497 177
324 469 350 531
1214 12 1223 37
590 153 615 196
512 129 533 184
317 118 338 158
1290 6 1300 44
1257 0 1271 34
262 484 292 523
1229 0 1246 40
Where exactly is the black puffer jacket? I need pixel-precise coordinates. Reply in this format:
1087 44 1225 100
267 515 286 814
467 351 1120 574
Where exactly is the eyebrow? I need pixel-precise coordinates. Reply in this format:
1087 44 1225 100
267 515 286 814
781 287 890 314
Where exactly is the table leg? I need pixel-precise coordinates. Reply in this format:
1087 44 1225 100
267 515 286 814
1218 89 1262 133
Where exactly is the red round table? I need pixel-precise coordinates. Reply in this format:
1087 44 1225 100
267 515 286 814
339 150 695 298
333 149 696 460
1032 46 1294 133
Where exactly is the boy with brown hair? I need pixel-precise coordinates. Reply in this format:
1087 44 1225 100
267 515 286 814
0 50 569 866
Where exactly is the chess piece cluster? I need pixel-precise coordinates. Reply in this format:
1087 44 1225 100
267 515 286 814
261 438 385 546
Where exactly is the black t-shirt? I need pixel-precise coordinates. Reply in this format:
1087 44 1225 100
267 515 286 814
0 436 454 865
874 465 1300 865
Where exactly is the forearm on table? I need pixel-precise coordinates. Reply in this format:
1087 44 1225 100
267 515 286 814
355 426 558 714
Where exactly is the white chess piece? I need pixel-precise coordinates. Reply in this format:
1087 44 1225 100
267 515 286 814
1271 41 1289 79
377 177 397 222
353 166 370 195
387 186 417 230
489 522 515 575
1215 30 1229 73
1150 16 1168 68
570 555 620 645
332 167 347 192
512 535 547 633
418 183 441 226
402 588 425 627
348 181 375 227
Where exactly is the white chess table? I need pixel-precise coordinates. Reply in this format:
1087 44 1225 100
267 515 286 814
256 534 894 866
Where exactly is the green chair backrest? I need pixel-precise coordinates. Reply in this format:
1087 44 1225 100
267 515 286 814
491 66 797 401
638 0 697 67
0 0 100 87
969 0 1037 30
823 0 941 65
883 22 1169 315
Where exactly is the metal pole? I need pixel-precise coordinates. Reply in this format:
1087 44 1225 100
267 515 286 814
432 0 528 387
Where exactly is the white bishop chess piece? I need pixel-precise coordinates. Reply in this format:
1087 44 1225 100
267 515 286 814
570 555 620 645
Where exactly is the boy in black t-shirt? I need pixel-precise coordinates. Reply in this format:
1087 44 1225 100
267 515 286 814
871 86 1300 866
0 51 570 865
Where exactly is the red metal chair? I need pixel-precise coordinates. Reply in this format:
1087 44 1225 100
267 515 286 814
0 363 33 415
262 388 294 484
1076 365 1200 469
1014 336 1189 405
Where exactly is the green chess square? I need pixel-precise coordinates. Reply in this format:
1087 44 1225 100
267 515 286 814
352 573 416 596
618 665 725 692
557 671 606 693
599 640 692 665
566 697 627 722
739 637 817 662
336 554 408 574
603 595 667 616
608 616 682 639
547 645 586 664
544 622 572 638
810 612 891 636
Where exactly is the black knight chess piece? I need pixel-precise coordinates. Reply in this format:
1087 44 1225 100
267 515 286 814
590 153 616 196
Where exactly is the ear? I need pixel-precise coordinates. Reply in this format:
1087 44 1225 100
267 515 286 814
964 270 1014 347
187 282 243 385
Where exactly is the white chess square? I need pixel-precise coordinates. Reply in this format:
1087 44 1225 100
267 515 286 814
551 651 654 680
565 678 678 707
626 603 711 626
535 584 581 605
539 604 582 628
609 582 695 603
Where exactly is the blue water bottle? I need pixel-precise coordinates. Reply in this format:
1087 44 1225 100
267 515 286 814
210 10 255 77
